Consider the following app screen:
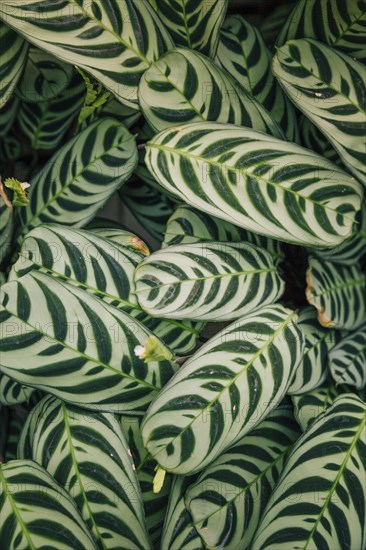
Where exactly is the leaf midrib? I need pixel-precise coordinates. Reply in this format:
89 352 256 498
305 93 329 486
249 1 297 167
148 142 357 223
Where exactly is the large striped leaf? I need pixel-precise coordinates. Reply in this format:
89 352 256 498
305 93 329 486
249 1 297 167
145 122 363 247
288 307 336 395
0 460 97 549
306 256 366 330
312 202 366 266
142 304 304 474
273 38 366 184
0 374 35 406
252 394 366 549
18 118 137 237
276 0 366 64
0 0 173 110
329 326 366 390
185 405 300 549
19 395 151 549
216 15 298 141
292 382 339 431
163 204 283 264
138 47 284 137
135 242 284 321
0 22 28 108
154 0 227 58
119 415 171 545
0 271 176 412
160 475 203 550
16 46 74 102
18 73 86 151
10 224 201 356
90 227 150 256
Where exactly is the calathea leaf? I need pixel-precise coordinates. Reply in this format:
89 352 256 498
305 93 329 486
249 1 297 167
252 394 366 550
19 395 152 549
138 47 284 137
299 115 340 166
145 122 363 247
259 3 295 47
17 118 137 237
287 306 336 395
312 202 366 266
0 270 177 413
10 224 201 356
0 0 173 110
0 95 19 137
292 382 339 432
119 415 172 545
18 73 86 151
306 256 366 330
0 373 35 406
3 407 24 461
91 227 150 256
0 22 28 108
120 178 176 242
160 475 203 550
276 0 366 64
96 97 141 129
16 46 74 102
273 38 366 184
329 325 366 390
185 405 300 550
142 304 304 475
134 242 284 321
154 0 228 58
163 204 283 264
216 15 298 142
0 460 97 549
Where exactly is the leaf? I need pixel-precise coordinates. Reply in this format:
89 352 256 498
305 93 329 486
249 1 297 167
19 395 152 549
4 407 23 461
142 304 304 475
288 307 337 395
276 0 366 64
11 224 203 356
154 0 228 58
135 242 284 321
96 97 141 129
0 460 97 548
292 382 339 431
120 178 176 242
0 22 28 108
0 95 19 137
161 475 203 550
75 66 110 124
0 374 35 406
91 227 150 256
17 46 74 102
252 394 366 550
0 0 173 110
18 118 137 237
312 202 366 266
0 185 14 264
138 47 284 137
0 270 177 413
145 122 362 247
163 204 283 264
306 256 366 330
216 15 299 141
329 325 366 390
299 115 340 166
273 38 366 184
119 415 172 545
17 74 92 151
185 405 300 549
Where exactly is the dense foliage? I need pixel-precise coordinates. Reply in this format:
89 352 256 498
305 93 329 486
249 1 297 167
0 1 365 549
